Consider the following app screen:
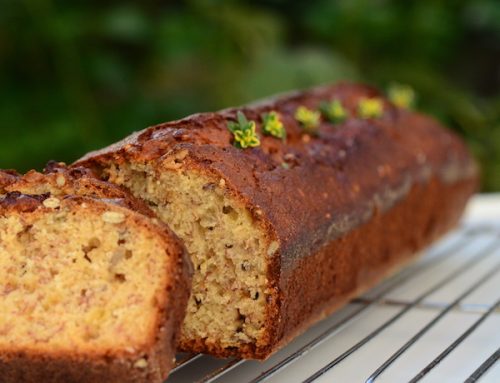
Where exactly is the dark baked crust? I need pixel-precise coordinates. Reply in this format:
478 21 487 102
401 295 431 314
0 177 192 381
75 82 479 359
0 170 19 194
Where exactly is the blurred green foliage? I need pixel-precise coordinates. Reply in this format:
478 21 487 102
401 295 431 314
0 0 499 190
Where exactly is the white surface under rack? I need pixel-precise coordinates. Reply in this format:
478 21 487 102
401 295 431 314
167 194 500 383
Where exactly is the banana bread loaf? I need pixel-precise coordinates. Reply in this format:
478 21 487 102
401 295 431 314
0 165 192 382
76 82 478 359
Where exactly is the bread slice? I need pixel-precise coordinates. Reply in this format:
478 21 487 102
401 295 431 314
0 165 191 383
76 83 478 359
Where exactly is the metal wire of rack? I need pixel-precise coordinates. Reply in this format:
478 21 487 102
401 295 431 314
167 221 500 383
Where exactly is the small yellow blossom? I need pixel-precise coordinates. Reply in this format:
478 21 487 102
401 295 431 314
357 98 384 119
320 99 348 123
233 124 260 148
227 111 261 149
294 106 321 134
388 83 416 109
262 111 286 140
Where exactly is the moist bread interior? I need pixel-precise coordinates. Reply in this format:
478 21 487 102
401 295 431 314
0 201 170 353
104 163 273 351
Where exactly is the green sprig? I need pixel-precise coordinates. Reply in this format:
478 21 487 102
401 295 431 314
262 111 286 140
320 99 348 123
357 98 384 119
294 106 321 135
388 83 416 109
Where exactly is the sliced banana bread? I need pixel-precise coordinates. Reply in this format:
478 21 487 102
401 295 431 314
76 82 478 359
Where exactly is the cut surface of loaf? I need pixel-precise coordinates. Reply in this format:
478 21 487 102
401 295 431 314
0 166 191 383
76 82 479 359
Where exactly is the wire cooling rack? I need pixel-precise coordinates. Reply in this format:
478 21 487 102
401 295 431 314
166 196 500 383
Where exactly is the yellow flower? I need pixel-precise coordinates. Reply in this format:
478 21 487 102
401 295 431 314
227 112 260 148
388 83 416 109
357 98 384 119
294 106 321 134
262 111 286 139
233 123 260 148
320 99 348 123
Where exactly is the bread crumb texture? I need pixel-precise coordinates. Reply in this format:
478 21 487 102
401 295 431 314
105 163 271 350
0 202 170 353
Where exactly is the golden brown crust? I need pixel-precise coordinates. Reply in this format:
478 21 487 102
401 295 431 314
1 162 156 218
0 174 192 381
75 82 479 359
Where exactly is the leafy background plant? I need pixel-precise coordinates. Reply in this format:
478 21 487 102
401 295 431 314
1 0 499 190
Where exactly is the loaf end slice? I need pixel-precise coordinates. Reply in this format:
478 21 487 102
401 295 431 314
0 169 191 382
